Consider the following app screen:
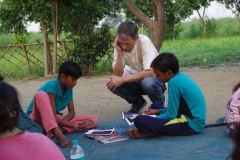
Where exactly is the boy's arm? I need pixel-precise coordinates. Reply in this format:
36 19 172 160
48 94 75 128
62 101 75 121
156 84 180 119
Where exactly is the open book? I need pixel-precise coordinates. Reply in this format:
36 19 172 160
85 128 127 144
85 128 114 135
121 112 156 126
87 132 127 144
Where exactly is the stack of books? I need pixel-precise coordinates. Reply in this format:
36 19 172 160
85 128 127 144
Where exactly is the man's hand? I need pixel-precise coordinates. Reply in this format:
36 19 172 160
114 36 123 53
106 76 124 92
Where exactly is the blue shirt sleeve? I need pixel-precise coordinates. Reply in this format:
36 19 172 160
156 83 181 119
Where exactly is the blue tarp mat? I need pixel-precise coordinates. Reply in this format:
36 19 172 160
53 118 233 160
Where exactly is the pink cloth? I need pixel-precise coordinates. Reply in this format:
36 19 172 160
30 91 98 133
0 131 65 160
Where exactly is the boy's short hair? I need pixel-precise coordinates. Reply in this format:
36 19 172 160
118 21 138 39
58 61 83 79
151 52 179 74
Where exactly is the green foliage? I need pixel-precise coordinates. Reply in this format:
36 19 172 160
12 34 27 44
122 0 193 40
0 0 28 34
203 17 221 37
0 34 13 45
164 0 192 40
184 24 201 39
181 17 236 39
91 56 113 75
61 0 121 76
70 25 113 76
164 23 183 40
186 0 213 10
216 17 238 36
161 36 240 67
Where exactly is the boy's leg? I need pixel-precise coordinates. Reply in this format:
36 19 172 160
30 91 72 148
141 76 166 107
130 115 197 138
30 91 58 133
57 115 98 132
112 82 147 113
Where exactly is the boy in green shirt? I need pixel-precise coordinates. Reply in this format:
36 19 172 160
26 61 98 147
129 53 206 138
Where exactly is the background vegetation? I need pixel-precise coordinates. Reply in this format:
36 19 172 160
0 17 239 79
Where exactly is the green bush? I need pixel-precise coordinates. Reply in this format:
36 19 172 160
184 24 201 39
205 17 221 37
12 34 27 44
70 25 113 76
0 34 13 45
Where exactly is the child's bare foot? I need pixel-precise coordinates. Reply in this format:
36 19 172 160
53 128 72 148
128 128 156 139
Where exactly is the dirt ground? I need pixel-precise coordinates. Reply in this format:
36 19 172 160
10 66 240 124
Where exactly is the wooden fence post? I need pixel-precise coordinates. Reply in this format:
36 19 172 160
21 43 30 68
63 40 68 60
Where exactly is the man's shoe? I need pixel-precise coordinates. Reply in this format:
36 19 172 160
128 99 147 113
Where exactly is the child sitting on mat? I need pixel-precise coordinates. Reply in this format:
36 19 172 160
26 61 98 147
0 75 65 159
225 81 240 140
129 53 206 138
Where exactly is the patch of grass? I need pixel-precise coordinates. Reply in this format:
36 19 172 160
91 57 113 76
161 36 240 67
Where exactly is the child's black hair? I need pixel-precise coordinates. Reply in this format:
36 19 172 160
0 81 21 133
58 61 83 79
151 52 179 74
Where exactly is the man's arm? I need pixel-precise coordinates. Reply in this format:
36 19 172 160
121 69 155 82
112 37 124 76
107 69 155 92
112 51 124 76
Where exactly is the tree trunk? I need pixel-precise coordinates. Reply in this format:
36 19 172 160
57 31 62 48
88 63 91 77
51 1 58 74
236 12 239 33
197 9 206 36
172 26 175 41
123 0 166 51
41 17 53 76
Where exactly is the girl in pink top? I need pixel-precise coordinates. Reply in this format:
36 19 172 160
0 76 65 160
225 81 240 139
